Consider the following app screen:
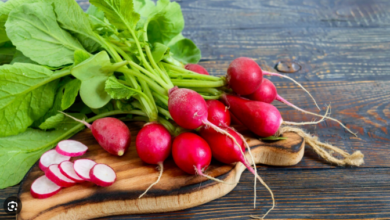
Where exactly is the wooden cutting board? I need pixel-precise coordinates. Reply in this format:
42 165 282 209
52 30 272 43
17 122 305 220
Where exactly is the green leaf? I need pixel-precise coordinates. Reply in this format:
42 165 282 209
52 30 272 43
0 42 16 65
74 50 92 66
11 50 36 65
5 2 85 67
151 42 168 63
90 0 141 32
0 63 65 137
38 113 64 130
61 79 81 110
0 114 85 189
105 76 138 99
260 136 288 141
0 0 42 44
134 0 156 18
52 0 102 53
86 4 105 20
147 0 184 45
169 38 201 64
71 51 112 109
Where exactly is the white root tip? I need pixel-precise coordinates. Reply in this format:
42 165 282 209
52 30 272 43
139 163 164 198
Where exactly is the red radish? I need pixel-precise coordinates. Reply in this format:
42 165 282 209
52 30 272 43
172 132 211 175
206 100 231 128
90 164 116 187
135 123 172 198
245 78 356 136
59 161 84 183
226 57 263 95
222 94 282 137
30 175 61 199
60 113 131 156
45 164 76 187
230 112 243 125
56 140 88 157
39 149 70 171
185 64 209 75
73 159 96 181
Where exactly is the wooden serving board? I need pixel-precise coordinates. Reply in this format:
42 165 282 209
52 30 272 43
17 122 305 220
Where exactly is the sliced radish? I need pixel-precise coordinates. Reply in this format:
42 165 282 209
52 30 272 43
90 164 116 187
56 140 88 157
59 161 84 183
30 175 61 199
39 149 70 171
45 164 76 187
74 159 96 181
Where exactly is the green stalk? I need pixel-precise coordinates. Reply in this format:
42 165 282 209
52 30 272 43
139 80 158 122
157 117 176 135
157 106 172 120
185 87 222 95
168 72 222 81
117 67 167 95
200 94 222 100
128 60 171 90
152 92 169 107
171 79 225 88
158 62 174 87
163 63 220 80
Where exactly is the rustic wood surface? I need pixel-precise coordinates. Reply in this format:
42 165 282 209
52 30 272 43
1 0 390 219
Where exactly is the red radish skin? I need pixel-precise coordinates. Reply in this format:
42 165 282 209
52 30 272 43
222 94 282 137
230 112 243 125
136 123 172 198
73 159 97 181
206 100 231 128
245 78 277 104
59 161 84 183
90 164 116 187
56 140 88 157
39 149 70 171
60 113 131 156
45 164 76 187
30 175 61 199
172 132 211 175
185 64 209 75
226 57 263 95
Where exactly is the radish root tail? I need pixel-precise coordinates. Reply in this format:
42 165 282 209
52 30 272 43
195 166 236 185
277 126 364 166
276 95 357 137
282 104 330 126
59 111 91 129
139 163 164 199
262 70 320 110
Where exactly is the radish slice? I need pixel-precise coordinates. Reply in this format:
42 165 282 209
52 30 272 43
74 159 96 181
45 164 76 187
59 161 84 183
39 149 71 171
56 140 88 157
90 164 116 187
30 175 61 199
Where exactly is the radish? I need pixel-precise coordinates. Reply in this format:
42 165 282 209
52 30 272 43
73 159 97 181
245 78 356 136
206 100 231 128
172 132 211 175
185 64 209 75
30 175 61 199
136 123 172 198
199 126 275 218
226 57 262 95
45 164 76 187
60 113 131 156
90 164 116 187
39 149 70 171
222 94 328 137
56 140 88 157
59 161 84 183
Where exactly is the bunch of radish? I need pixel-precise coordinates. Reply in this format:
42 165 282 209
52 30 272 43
31 140 116 199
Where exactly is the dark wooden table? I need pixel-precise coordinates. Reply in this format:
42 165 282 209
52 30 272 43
2 0 390 219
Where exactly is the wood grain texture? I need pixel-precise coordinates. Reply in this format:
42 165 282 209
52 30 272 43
16 123 304 220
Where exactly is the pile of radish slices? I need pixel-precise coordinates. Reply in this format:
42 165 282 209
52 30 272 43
31 140 116 199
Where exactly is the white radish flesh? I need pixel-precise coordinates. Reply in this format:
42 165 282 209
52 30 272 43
74 159 96 181
30 175 61 199
39 149 70 171
59 161 84 183
56 140 88 157
45 164 76 187
90 164 116 187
